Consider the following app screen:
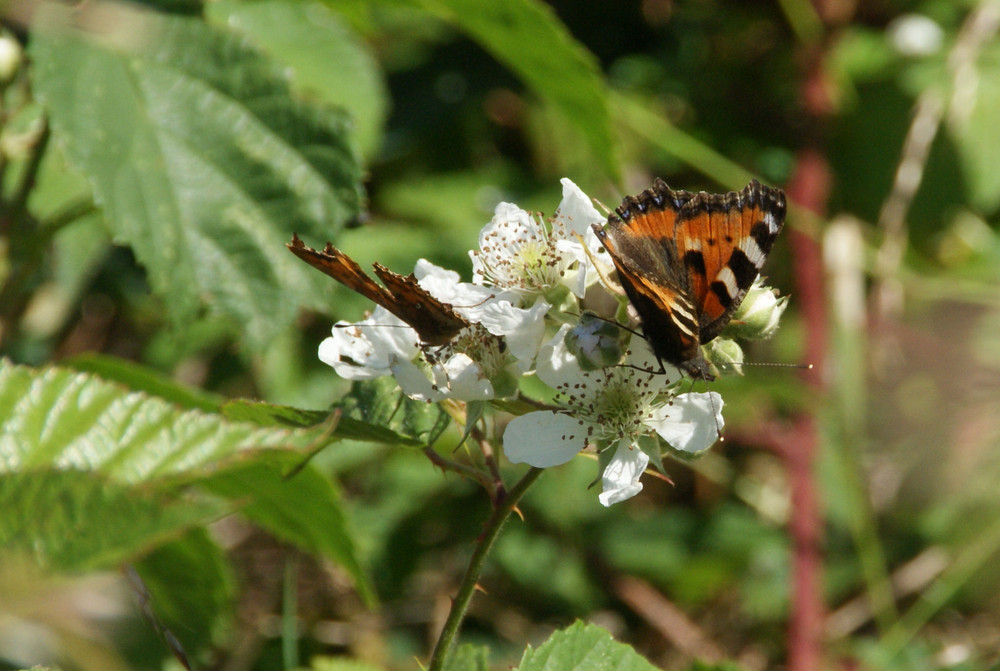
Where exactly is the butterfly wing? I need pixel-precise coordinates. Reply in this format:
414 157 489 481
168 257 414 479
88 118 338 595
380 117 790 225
672 180 786 342
372 264 469 346
593 187 704 370
287 234 467 346
287 234 395 307
593 179 786 380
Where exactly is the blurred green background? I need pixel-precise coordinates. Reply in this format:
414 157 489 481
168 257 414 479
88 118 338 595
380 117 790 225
3 0 1000 669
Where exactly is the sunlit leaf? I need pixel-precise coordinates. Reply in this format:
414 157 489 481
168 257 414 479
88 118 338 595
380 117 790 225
516 621 657 671
206 0 388 158
30 5 363 350
0 360 369 597
444 643 490 671
0 360 316 481
336 376 451 446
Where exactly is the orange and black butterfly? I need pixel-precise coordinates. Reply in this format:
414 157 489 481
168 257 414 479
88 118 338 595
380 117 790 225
592 179 786 380
287 234 468 347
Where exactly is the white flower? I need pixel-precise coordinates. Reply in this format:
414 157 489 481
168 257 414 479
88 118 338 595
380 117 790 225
410 259 549 366
412 259 510 312
392 323 517 402
599 439 650 506
319 258 550 402
318 307 419 380
503 346 723 505
470 179 604 299
653 392 725 459
392 346 496 402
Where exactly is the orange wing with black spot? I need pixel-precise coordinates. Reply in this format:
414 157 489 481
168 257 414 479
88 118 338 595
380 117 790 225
287 234 468 347
592 179 786 380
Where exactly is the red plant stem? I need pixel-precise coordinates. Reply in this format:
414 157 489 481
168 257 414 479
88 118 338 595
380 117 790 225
784 148 830 671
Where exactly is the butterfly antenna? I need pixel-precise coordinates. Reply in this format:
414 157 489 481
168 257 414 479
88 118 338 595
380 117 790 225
567 309 647 340
451 292 497 309
715 361 814 373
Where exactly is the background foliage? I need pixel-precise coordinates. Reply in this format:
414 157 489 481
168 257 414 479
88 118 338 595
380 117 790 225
3 0 1000 669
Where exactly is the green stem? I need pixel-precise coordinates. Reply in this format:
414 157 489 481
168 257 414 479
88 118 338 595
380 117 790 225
9 116 49 218
423 445 496 498
427 466 544 671
282 554 300 670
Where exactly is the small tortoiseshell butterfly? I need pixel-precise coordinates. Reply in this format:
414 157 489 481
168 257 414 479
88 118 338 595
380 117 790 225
592 179 786 381
287 234 469 347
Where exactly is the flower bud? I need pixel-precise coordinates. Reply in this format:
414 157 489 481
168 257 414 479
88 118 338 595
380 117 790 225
565 312 625 370
704 337 744 376
726 283 788 340
0 34 23 83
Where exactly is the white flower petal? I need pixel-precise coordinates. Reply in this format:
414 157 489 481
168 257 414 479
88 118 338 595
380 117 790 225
469 249 487 283
625 341 681 385
598 438 650 506
391 357 445 402
413 258 461 286
475 298 550 363
483 202 537 243
551 179 606 297
318 308 418 380
442 353 494 401
556 178 604 237
535 324 588 388
411 258 503 309
647 391 723 454
503 411 587 467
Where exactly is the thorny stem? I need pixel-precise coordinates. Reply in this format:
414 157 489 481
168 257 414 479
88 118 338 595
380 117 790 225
427 465 543 671
423 446 496 498
784 12 835 664
472 425 505 502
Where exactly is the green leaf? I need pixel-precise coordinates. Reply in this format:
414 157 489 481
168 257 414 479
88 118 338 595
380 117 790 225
131 528 236 656
0 469 228 571
515 621 658 671
222 399 331 428
62 353 225 413
412 0 619 181
0 359 318 482
336 377 451 446
197 452 375 605
223 396 431 447
206 0 389 158
29 5 364 349
0 359 372 597
444 643 490 671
